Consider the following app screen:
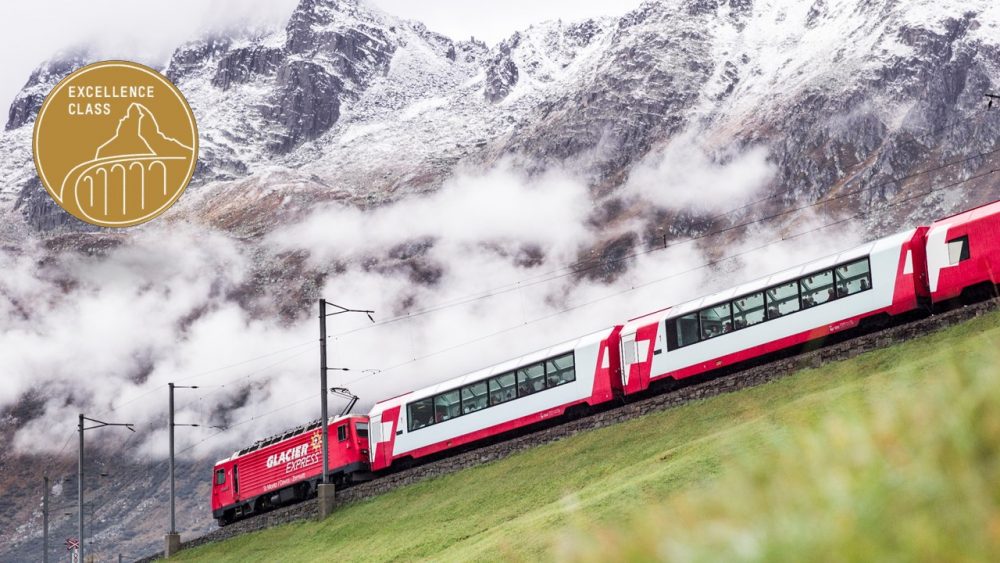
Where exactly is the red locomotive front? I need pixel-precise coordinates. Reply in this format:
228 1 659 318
211 415 370 525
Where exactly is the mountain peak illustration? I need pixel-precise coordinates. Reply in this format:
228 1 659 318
94 102 191 160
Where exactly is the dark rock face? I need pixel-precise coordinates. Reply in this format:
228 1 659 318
13 177 99 232
266 61 343 153
166 37 232 83
212 47 285 90
484 33 521 103
5 55 88 130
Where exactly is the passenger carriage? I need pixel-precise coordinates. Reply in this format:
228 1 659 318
925 200 1000 304
617 227 930 394
366 327 622 471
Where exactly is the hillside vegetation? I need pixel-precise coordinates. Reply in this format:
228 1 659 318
176 308 1000 562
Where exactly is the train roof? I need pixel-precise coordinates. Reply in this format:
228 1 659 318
215 414 367 466
622 227 917 332
370 326 616 414
931 199 1000 224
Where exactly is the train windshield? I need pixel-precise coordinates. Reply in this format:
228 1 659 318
355 422 369 438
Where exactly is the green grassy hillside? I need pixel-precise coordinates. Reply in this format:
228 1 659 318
176 310 1000 562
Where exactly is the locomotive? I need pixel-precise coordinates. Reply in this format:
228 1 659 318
212 200 1000 526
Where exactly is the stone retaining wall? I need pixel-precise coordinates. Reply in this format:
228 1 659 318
136 300 997 561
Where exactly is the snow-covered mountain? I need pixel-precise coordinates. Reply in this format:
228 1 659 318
2 0 1000 560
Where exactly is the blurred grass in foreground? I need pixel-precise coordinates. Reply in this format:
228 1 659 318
177 310 1000 562
558 315 1000 562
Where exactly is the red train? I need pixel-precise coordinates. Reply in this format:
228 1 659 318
212 200 1000 525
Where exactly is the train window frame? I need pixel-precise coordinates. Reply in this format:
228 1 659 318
460 381 489 415
516 362 546 397
434 390 461 423
355 422 368 438
765 280 801 319
699 302 732 340
673 312 701 349
407 397 435 432
834 257 873 297
545 352 576 387
337 424 348 442
215 469 225 485
947 235 970 265
405 352 578 432
664 254 874 349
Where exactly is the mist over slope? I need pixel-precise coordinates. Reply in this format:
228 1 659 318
0 0 999 559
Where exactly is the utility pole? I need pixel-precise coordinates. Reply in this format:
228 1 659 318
166 382 220 558
78 414 134 563
317 299 374 518
42 476 49 563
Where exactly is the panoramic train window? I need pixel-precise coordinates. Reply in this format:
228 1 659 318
800 270 834 308
732 292 765 329
517 362 546 396
337 424 348 442
947 235 970 265
489 372 516 405
699 303 732 340
461 381 489 414
766 281 800 319
835 258 872 297
408 397 435 431
215 469 225 485
435 390 461 423
545 353 576 387
676 313 700 347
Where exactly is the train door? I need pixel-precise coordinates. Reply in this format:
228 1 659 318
620 332 640 393
368 413 381 466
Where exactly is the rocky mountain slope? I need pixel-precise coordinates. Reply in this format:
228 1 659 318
2 0 999 560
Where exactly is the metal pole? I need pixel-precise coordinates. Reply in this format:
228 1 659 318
319 299 329 484
77 414 84 563
43 476 49 563
169 382 176 534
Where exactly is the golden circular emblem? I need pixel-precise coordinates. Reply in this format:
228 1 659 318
32 60 198 228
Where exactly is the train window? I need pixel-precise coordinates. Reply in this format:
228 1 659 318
835 258 872 297
461 381 489 414
355 422 368 438
337 424 348 442
699 303 732 340
675 313 700 347
766 281 800 319
800 270 834 308
517 362 545 397
545 353 576 387
435 390 461 422
732 292 765 329
489 372 516 405
407 397 435 431
947 235 970 265
215 469 225 485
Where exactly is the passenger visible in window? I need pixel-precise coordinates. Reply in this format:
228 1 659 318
767 306 779 319
837 285 847 298
802 295 815 308
860 279 869 291
827 289 836 301
722 322 732 333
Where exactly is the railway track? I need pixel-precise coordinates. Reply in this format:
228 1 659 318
137 298 999 561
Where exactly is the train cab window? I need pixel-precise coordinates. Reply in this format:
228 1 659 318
337 424 348 442
800 270 834 308
732 292 765 329
545 353 576 387
699 303 732 340
675 313 700 347
215 469 225 485
355 422 368 438
489 372 516 405
947 235 970 265
434 390 461 422
835 258 872 297
517 362 545 397
407 397 435 431
461 381 489 414
766 281 800 319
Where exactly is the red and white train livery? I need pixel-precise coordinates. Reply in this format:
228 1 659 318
212 200 1000 525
